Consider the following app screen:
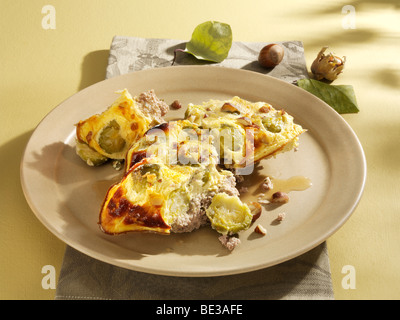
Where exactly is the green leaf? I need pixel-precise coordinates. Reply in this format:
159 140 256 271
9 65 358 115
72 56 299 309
185 21 233 63
297 79 359 114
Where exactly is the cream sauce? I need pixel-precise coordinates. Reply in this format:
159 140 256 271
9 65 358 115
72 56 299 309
263 176 312 200
239 172 312 203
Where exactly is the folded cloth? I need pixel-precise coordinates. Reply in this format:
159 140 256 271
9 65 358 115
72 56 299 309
105 36 309 82
55 36 334 300
56 242 333 300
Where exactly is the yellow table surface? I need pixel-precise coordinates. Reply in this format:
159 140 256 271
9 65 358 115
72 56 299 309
1 0 399 300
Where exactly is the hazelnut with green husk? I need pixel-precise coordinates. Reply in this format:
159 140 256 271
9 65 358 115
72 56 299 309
311 46 346 81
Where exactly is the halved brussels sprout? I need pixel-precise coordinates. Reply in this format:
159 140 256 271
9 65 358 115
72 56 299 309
206 193 252 235
262 117 283 133
165 189 190 227
202 171 211 184
98 120 126 154
262 117 282 133
139 163 161 177
75 140 108 166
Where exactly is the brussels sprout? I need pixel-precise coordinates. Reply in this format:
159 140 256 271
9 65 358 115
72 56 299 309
202 171 211 184
98 120 126 154
184 107 191 119
206 193 252 235
139 163 161 177
75 140 108 166
165 189 190 226
262 117 282 133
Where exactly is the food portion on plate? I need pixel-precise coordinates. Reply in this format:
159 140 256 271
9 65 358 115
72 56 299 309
125 119 218 171
75 89 169 167
184 96 305 169
99 150 242 235
100 118 255 246
75 89 305 250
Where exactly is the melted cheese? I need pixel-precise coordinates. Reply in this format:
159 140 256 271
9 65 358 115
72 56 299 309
76 89 155 160
99 156 234 234
98 93 305 237
184 97 305 168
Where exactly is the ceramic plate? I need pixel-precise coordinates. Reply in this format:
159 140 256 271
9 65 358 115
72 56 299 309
20 66 366 276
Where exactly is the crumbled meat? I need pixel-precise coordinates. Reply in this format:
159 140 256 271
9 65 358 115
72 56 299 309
170 193 210 233
170 174 238 233
218 235 241 251
239 186 248 194
223 175 240 196
135 90 169 125
276 212 286 222
261 177 273 191
235 174 245 184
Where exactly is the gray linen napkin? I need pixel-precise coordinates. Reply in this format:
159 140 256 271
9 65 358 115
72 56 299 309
55 36 334 300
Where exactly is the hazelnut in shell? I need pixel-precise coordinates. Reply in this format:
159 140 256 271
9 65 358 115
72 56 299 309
258 44 284 68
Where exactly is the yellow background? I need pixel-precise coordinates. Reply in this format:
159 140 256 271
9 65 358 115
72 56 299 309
1 0 399 299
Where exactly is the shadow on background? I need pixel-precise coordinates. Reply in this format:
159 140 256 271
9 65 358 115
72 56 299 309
295 1 399 91
0 130 64 251
1 131 33 213
313 0 400 14
78 50 110 91
306 28 379 50
296 0 399 50
373 67 400 89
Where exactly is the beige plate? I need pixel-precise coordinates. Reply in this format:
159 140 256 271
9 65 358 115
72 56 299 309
20 66 366 277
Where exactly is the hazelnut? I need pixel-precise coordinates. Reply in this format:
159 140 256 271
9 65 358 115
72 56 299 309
248 202 262 222
311 46 346 81
236 117 252 126
221 102 240 113
258 105 271 113
271 191 289 203
258 44 284 68
258 199 270 205
254 224 267 236
170 100 182 109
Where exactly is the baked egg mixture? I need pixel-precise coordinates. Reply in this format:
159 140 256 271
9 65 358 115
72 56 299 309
75 89 305 250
